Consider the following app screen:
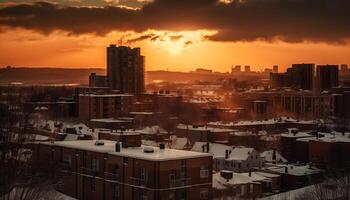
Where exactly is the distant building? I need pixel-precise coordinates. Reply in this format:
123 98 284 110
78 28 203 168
290 64 314 90
107 45 145 95
316 65 339 91
89 73 108 88
270 64 314 90
340 64 348 72
34 138 212 200
244 65 251 72
231 65 241 73
78 93 133 120
273 65 279 73
195 68 213 73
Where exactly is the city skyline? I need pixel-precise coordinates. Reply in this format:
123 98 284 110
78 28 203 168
1 0 350 72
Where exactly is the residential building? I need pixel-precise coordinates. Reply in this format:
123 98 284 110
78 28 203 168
316 65 339 91
78 93 133 120
107 45 145 95
33 138 212 200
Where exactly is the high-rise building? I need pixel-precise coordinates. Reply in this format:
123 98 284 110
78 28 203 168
107 45 145 95
316 65 339 91
290 64 314 90
273 65 279 73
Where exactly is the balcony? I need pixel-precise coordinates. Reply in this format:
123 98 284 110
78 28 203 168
80 167 99 177
169 178 191 188
58 162 72 171
105 171 120 181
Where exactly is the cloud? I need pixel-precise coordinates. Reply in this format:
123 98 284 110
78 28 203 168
168 35 183 41
126 33 156 43
0 0 350 43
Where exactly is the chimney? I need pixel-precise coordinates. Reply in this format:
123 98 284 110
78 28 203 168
202 145 205 152
225 149 229 159
272 148 277 162
249 169 252 177
115 142 121 152
159 143 165 150
285 166 288 173
206 142 210 153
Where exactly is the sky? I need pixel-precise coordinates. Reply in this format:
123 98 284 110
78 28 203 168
0 0 349 72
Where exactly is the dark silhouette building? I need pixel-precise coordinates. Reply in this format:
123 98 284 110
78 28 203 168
107 45 145 95
289 64 314 90
316 65 339 91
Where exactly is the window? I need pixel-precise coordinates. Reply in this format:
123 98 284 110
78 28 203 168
62 154 72 167
123 157 128 164
91 180 96 191
200 166 209 178
139 190 148 200
113 185 119 199
169 170 176 186
199 188 209 199
92 159 99 173
140 168 148 181
169 192 175 200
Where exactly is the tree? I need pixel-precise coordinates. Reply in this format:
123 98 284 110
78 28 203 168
0 87 60 200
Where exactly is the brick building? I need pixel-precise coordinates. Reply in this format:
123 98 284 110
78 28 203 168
78 94 133 120
33 139 212 200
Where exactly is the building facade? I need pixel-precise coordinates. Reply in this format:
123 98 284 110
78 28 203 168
107 45 145 95
33 139 212 200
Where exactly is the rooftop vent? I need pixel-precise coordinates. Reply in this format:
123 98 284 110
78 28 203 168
95 140 104 146
115 142 121 152
144 147 155 153
159 143 165 150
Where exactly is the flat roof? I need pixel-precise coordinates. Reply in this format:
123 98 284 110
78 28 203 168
44 140 211 161
79 94 133 97
90 118 127 123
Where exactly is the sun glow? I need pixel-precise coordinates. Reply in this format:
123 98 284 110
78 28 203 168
146 30 216 55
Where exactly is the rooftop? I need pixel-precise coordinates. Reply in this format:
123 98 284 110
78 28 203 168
45 140 211 161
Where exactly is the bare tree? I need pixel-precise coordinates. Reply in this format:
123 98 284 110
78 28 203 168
0 87 60 200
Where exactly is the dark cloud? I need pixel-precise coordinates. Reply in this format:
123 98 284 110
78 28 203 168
126 33 156 43
184 40 193 47
169 35 183 41
0 0 350 43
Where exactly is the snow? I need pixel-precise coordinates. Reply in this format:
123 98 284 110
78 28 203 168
79 94 133 97
227 147 254 161
191 142 232 159
136 126 168 135
260 150 288 163
169 136 189 150
177 124 234 133
44 140 211 161
90 118 126 123
265 164 322 176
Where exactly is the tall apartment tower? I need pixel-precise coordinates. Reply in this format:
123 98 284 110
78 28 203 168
107 45 145 95
316 65 339 91
290 64 314 90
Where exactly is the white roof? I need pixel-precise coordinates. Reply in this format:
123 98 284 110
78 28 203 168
191 142 232 159
177 124 234 133
265 164 322 176
280 131 313 138
260 150 288 163
227 147 255 161
45 140 211 161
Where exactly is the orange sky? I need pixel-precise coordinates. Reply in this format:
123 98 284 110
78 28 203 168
0 28 349 73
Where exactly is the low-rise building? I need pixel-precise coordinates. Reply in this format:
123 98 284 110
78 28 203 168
33 138 213 200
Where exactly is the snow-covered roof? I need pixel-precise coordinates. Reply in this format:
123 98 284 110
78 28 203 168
45 140 211 161
136 126 168 135
191 142 232 159
177 124 234 133
265 164 322 176
227 147 255 161
169 136 189 150
208 117 317 127
280 131 313 138
260 150 288 163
